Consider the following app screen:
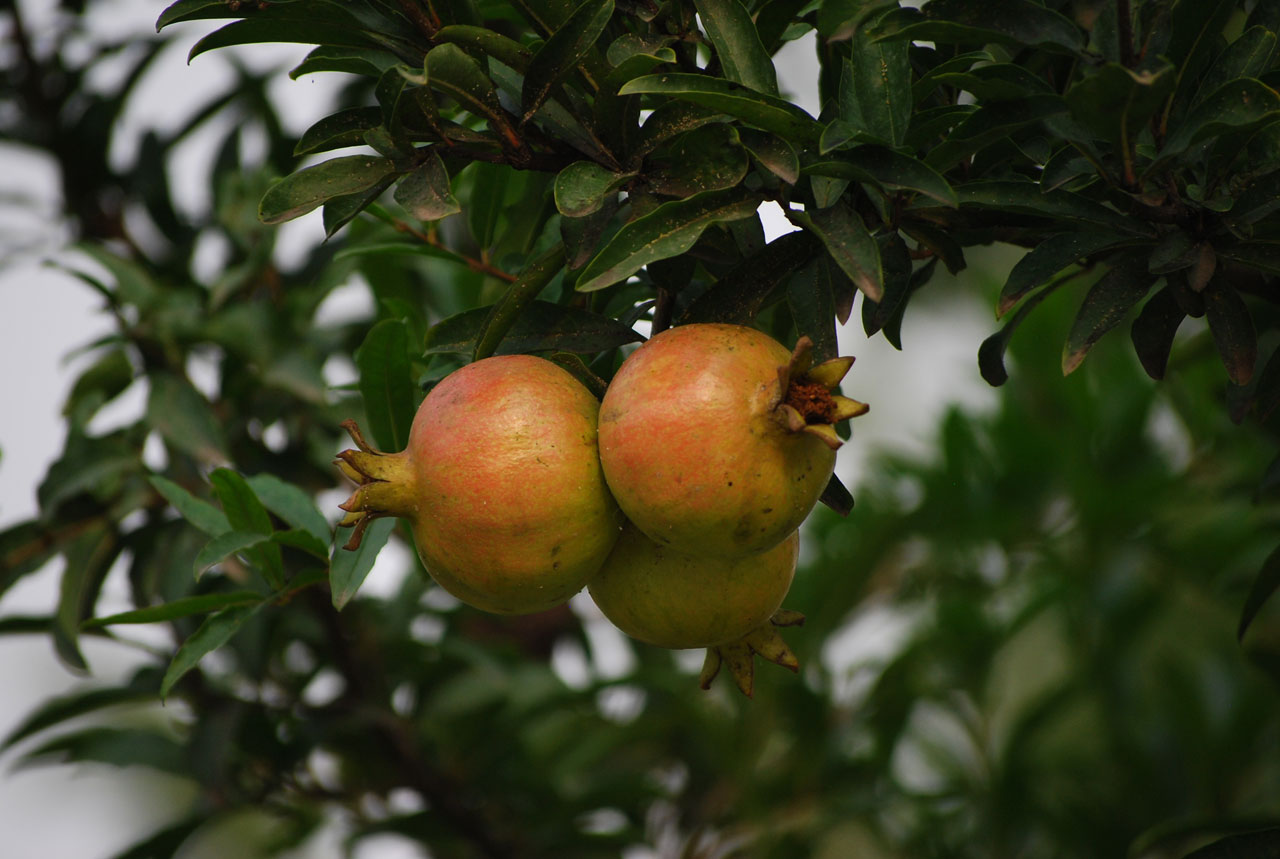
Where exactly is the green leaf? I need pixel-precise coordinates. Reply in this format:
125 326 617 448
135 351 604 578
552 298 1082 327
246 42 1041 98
1 677 158 750
1062 254 1157 375
148 475 230 537
160 604 261 698
819 474 854 517
862 233 911 339
64 348 133 429
681 231 819 324
84 591 264 629
193 530 271 579
576 187 763 292
355 319 418 452
554 162 634 217
271 528 333 560
522 0 614 121
620 74 822 145
393 150 461 221
633 101 725 159
1 522 58 600
18 727 186 776
208 468 283 588
146 372 228 464
474 244 568 361
1194 27 1277 109
244 474 331 544
953 181 1152 236
1204 280 1257 386
435 25 533 73
693 0 778 95
295 107 384 156
323 174 397 238
845 15 911 146
998 233 1134 316
426 44 516 140
1159 79 1280 163
1065 62 1175 146
787 257 839 362
646 124 748 199
881 0 1084 54
1182 828 1280 859
105 817 208 859
1130 285 1186 381
259 155 398 225
291 46 399 79
980 276 1067 386
330 519 397 610
923 97 1068 171
791 204 883 302
807 146 957 207
735 129 799 185
426 300 643 355
54 525 119 672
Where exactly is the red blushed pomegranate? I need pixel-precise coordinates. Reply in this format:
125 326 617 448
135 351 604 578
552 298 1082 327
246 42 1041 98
335 355 622 615
597 323 866 558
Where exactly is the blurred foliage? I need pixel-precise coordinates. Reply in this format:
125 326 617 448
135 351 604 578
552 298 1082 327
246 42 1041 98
2 0 1280 856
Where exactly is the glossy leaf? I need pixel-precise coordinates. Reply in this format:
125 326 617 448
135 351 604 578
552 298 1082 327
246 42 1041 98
819 474 854 516
693 0 778 95
259 155 397 224
998 233 1133 316
148 475 231 537
244 474 331 544
473 244 568 361
427 300 643 355
522 0 613 121
295 107 384 156
355 319 418 453
845 15 911 146
787 257 839 362
792 204 883 302
85 591 264 629
208 468 283 588
425 44 516 141
735 129 798 185
576 187 763 292
393 150 460 221
554 162 633 217
1159 79 1280 162
954 181 1152 236
330 519 397 610
680 231 819 324
1130 286 1186 381
1065 62 1175 146
160 604 261 698
807 146 956 207
435 25 532 73
1204 281 1257 386
620 74 822 145
1063 255 1157 376
193 530 271 579
646 123 748 198
882 0 1084 54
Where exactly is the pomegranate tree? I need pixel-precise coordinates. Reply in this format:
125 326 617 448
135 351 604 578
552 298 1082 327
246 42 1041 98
336 355 621 615
597 323 867 558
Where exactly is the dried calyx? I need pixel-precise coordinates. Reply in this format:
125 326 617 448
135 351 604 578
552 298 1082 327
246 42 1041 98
334 420 415 551
773 336 868 450
699 609 806 698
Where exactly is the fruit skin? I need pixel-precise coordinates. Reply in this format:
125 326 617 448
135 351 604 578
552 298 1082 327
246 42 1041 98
337 355 621 615
588 524 799 649
597 323 838 558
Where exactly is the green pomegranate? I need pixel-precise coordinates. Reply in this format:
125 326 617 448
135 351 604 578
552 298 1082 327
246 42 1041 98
597 323 866 558
336 355 621 615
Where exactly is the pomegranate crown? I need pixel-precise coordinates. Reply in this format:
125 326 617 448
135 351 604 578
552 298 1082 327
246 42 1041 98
334 420 414 551
772 336 868 450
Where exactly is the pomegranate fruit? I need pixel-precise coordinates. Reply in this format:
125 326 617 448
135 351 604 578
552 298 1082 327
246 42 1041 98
597 323 866 558
335 355 621 615
588 524 805 696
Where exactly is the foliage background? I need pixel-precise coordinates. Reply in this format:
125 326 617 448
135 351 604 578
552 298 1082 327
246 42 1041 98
3 0 1280 857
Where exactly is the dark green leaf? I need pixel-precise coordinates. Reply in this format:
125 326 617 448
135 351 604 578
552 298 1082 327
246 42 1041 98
18 727 186 776
924 97 1068 171
576 187 763 292
787 257 839 362
1204 280 1257 386
620 74 822 145
208 468 283 588
522 0 614 121
244 474 331 543
954 181 1152 236
146 372 228 464
693 0 778 95
1195 27 1277 110
435 25 533 73
427 44 516 138
1148 230 1199 274
735 129 798 185
356 319 418 452
807 146 957 207
882 0 1084 54
1183 828 1280 859
792 204 883 302
323 174 397 238
394 150 460 221
193 530 271 579
633 101 725 159
148 475 231 537
427 300 643 355
845 15 911 146
979 277 1064 386
680 231 819 324
330 519 397 610
295 107 385 156
64 349 134 429
291 46 399 79
1 679 157 751
105 817 208 859
474 244 568 361
1063 255 1157 375
160 604 261 698
999 232 1133 316
259 155 398 225
54 525 119 672
862 233 911 339
1159 79 1280 162
84 591 264 629
1065 62 1175 146
271 528 332 560
646 124 748 198
0 522 58 600
1130 286 1185 381
554 162 634 217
